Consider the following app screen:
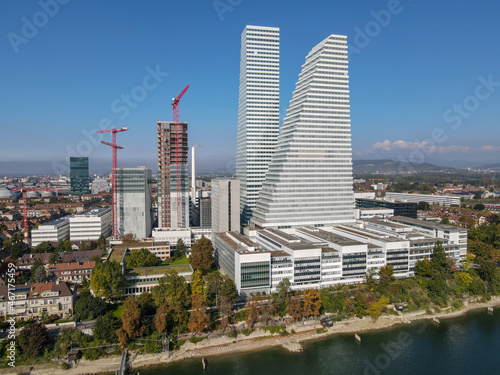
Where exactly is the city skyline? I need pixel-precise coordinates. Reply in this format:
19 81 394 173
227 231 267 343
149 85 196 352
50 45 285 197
1 1 500 176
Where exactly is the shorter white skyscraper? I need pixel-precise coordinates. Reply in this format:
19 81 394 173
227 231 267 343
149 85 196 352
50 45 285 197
116 167 153 239
212 179 240 234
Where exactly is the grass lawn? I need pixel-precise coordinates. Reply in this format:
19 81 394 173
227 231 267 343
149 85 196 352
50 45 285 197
162 256 190 266
111 304 124 319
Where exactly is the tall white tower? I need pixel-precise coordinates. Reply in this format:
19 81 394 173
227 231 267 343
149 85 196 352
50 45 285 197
252 34 355 229
236 25 280 225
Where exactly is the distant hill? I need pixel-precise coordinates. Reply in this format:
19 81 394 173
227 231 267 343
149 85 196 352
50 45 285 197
353 160 460 175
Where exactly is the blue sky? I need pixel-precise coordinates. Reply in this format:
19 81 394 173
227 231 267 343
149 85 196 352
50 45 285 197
1 0 499 174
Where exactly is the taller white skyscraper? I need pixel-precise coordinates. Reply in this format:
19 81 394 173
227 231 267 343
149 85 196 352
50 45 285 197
236 25 280 225
252 34 355 229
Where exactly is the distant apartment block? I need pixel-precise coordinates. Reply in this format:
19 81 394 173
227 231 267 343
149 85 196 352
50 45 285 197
356 198 417 218
116 167 153 239
212 179 240 233
91 178 110 194
70 157 90 195
31 215 71 246
384 192 461 207
69 208 112 242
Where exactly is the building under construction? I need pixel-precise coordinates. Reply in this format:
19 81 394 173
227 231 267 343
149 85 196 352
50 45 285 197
157 121 189 229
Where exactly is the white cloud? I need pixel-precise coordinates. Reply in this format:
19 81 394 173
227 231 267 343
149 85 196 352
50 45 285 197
358 139 492 156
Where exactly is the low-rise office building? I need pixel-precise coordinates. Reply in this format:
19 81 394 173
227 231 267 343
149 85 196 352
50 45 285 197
384 192 461 207
123 264 193 297
69 208 112 242
214 218 467 294
356 198 417 218
31 216 72 246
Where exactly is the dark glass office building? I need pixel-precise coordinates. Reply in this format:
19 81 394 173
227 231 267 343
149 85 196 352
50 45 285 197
70 157 90 195
355 198 417 218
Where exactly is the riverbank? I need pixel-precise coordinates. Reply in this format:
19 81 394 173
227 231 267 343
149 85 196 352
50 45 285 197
7 297 500 375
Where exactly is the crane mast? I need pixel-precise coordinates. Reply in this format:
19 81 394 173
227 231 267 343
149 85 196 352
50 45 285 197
96 127 128 238
171 85 189 228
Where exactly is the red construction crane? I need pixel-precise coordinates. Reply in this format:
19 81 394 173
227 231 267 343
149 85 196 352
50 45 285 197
12 187 61 242
171 85 189 228
97 127 128 238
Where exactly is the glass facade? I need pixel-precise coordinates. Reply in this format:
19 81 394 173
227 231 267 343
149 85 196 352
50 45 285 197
241 261 270 289
294 257 321 285
70 157 90 195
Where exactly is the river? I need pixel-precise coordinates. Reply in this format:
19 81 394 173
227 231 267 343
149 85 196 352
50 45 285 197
139 308 500 375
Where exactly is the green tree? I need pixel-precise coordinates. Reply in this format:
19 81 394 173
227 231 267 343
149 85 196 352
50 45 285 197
96 234 107 250
151 270 190 308
474 203 486 211
32 241 53 253
220 275 238 306
90 261 128 300
18 322 49 358
431 241 448 273
415 258 434 278
90 254 102 264
75 290 107 320
378 265 395 288
138 292 156 317
56 240 72 252
189 237 214 270
474 191 483 200
487 214 500 225
176 238 186 259
477 258 500 293
441 216 451 225
125 249 160 268
93 311 121 343
9 242 23 260
144 331 163 353
417 201 430 211
30 264 47 283
49 252 60 264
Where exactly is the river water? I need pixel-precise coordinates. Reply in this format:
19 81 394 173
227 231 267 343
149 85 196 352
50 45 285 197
139 308 500 375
